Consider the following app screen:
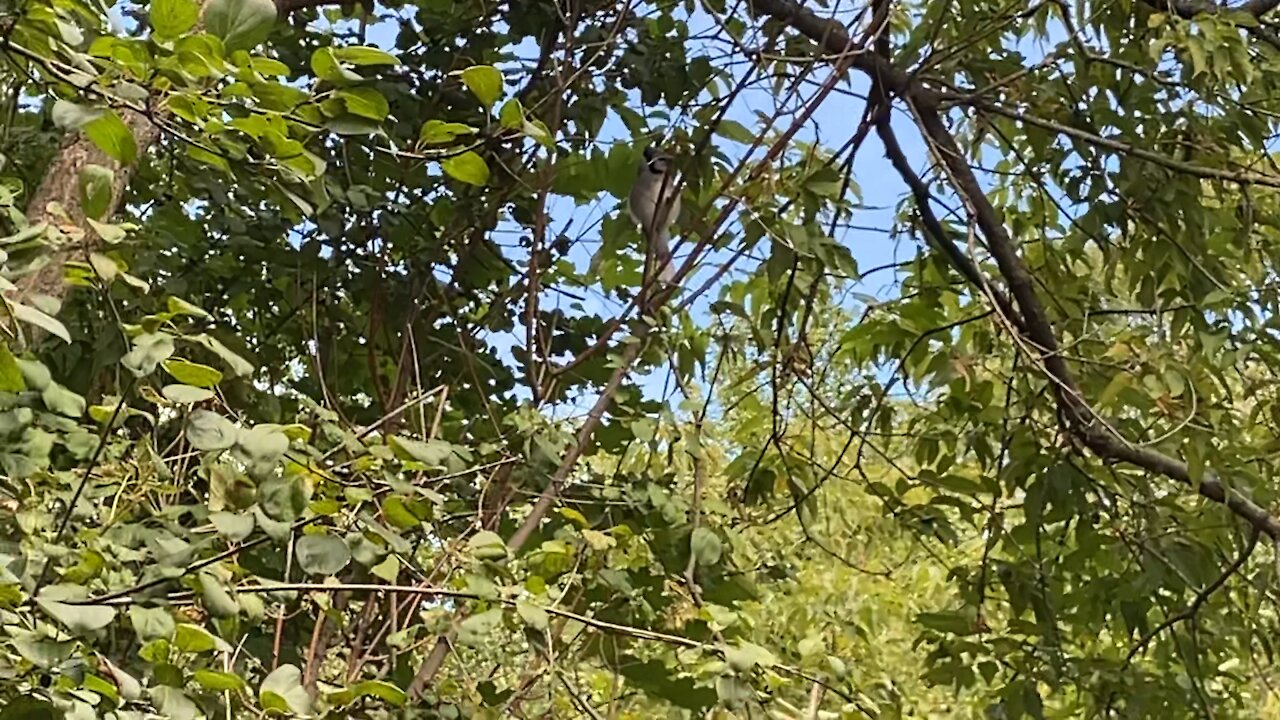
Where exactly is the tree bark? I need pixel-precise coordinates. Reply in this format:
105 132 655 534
19 109 160 306
752 0 1280 539
16 0 334 309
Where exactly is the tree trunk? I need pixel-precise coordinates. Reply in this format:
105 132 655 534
18 109 160 307
16 0 330 308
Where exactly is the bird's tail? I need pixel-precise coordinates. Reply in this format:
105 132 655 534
652 230 675 284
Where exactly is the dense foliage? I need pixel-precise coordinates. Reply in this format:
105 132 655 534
5 0 1280 717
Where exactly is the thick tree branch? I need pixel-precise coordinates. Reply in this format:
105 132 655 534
755 0 1280 539
15 0 345 317
1148 0 1280 19
18 109 161 313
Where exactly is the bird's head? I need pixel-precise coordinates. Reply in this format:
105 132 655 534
642 145 673 175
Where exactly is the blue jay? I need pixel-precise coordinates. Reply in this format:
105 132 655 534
628 146 681 284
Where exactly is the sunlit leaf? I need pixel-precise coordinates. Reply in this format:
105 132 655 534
260 664 313 715
441 151 490 186
460 65 503 109
185 409 237 451
205 0 276 51
151 0 200 38
83 110 137 165
295 533 351 576
8 302 70 343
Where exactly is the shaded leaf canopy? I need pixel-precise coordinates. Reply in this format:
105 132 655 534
2 0 1280 717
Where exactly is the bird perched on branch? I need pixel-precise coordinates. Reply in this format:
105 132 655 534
628 145 681 285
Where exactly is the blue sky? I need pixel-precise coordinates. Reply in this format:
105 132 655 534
106 0 1060 416
238 3 937 415
429 6 939 414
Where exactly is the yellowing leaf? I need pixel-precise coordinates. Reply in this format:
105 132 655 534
460 65 503 109
162 358 223 388
441 151 489 186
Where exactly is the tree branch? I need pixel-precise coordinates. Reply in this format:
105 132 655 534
1123 526 1261 668
754 0 1280 540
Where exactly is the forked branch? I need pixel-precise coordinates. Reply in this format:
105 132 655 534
752 0 1280 539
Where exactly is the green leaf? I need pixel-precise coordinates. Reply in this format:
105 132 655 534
36 587 117 634
14 359 47 390
259 475 311 521
77 164 114 220
189 333 255 377
457 609 504 647
388 435 453 466
138 638 171 664
498 98 523 129
122 332 175 376
186 409 237 451
338 87 389 120
210 511 255 541
690 527 722 567
715 119 756 144
311 47 362 84
916 610 979 636
87 217 126 243
0 343 25 392
327 679 407 707
41 382 85 417
441 151 489 186
0 698 65 720
467 530 508 560
516 600 549 631
83 110 138 165
151 0 199 38
61 549 104 584
8 301 71 343
237 424 289 463
250 56 291 75
129 606 175 641
296 533 352 576
149 687 199 720
419 120 476 144
1097 372 1130 408
723 641 777 672
162 358 223 387
173 623 218 653
162 384 215 404
89 251 119 282
381 495 420 529
260 664 313 715
188 144 232 174
522 118 553 148
198 572 240 618
205 0 276 51
333 46 398 65
11 630 74 668
52 99 103 130
460 65 503 108
194 669 246 692
153 662 184 687
370 554 399 581
167 296 211 317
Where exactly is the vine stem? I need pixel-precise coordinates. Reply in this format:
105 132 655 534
76 580 860 706
33 376 137 593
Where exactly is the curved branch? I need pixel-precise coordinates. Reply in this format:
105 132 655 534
754 0 1280 540
1123 526 1261 668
